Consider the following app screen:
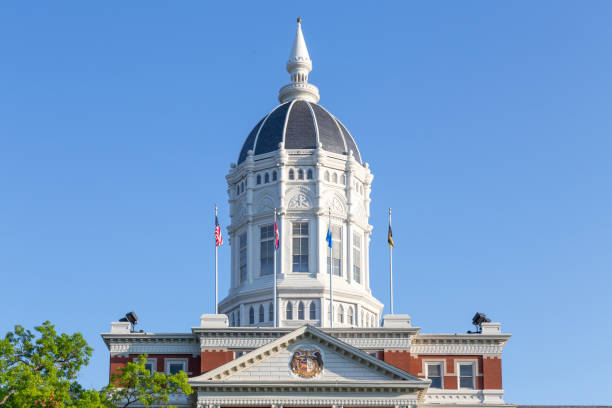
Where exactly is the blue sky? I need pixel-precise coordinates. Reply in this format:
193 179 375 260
1 1 611 404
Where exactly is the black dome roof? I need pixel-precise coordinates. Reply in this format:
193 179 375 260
238 100 362 164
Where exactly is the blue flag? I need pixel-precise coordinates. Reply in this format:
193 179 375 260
326 227 333 248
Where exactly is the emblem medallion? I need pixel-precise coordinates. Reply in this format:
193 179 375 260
290 347 324 378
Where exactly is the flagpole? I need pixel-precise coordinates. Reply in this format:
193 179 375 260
215 204 219 314
273 208 277 328
389 207 393 315
329 207 333 329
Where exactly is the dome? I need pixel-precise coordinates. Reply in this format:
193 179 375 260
238 100 362 165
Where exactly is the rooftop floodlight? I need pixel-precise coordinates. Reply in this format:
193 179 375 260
125 311 138 325
471 312 491 333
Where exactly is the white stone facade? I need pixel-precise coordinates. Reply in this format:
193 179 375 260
218 21 382 329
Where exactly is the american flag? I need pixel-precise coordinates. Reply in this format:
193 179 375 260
215 215 223 247
274 221 280 249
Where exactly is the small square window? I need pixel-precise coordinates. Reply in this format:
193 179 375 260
165 359 187 375
458 362 475 389
426 362 443 388
134 357 156 374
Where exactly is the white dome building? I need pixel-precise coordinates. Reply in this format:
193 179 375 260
219 20 383 328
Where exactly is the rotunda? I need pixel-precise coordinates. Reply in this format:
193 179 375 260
219 20 383 328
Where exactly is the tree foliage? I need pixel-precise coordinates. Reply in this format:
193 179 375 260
0 323 193 408
103 355 192 408
0 321 92 407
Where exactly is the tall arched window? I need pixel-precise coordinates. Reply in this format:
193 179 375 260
336 305 344 323
264 173 269 183
249 306 255 325
324 171 330 182
259 304 265 323
256 175 261 185
286 302 293 320
288 169 295 180
332 173 338 183
297 169 304 180
298 301 305 319
236 185 240 195
307 169 313 179
341 174 346 185
348 306 354 325
269 302 274 322
309 302 316 320
272 171 277 181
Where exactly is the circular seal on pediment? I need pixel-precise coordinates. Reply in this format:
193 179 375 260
289 346 324 378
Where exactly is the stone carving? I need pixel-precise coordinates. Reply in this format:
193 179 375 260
290 347 324 378
288 193 311 209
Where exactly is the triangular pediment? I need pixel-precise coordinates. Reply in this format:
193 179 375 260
190 325 426 385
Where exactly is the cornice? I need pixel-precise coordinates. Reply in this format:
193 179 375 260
411 334 511 355
196 393 418 408
101 333 199 356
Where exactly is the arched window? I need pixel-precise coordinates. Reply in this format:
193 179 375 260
341 174 346 185
297 169 304 180
272 171 277 181
336 305 344 323
286 302 293 320
249 306 255 325
332 173 338 183
307 169 313 179
230 313 235 327
256 175 261 185
259 304 265 323
288 169 295 180
348 306 354 325
324 171 330 182
309 302 316 320
269 302 274 322
264 173 269 183
298 301 305 319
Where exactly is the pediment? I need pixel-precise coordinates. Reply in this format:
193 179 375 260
190 325 425 385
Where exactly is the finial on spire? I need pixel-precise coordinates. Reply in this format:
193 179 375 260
278 19 320 104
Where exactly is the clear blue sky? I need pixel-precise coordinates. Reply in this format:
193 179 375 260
1 1 611 404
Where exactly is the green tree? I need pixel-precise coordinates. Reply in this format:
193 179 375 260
1 323 193 408
0 321 92 407
102 355 192 408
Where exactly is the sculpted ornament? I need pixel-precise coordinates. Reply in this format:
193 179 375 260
290 347 324 378
288 193 312 209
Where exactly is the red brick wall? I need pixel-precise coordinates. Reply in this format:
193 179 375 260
383 352 496 390
483 356 502 389
108 354 202 382
201 350 234 373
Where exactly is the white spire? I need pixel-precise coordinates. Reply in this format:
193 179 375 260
278 18 320 104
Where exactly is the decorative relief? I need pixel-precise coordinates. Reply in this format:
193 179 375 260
287 186 313 209
288 193 312 209
290 346 324 378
